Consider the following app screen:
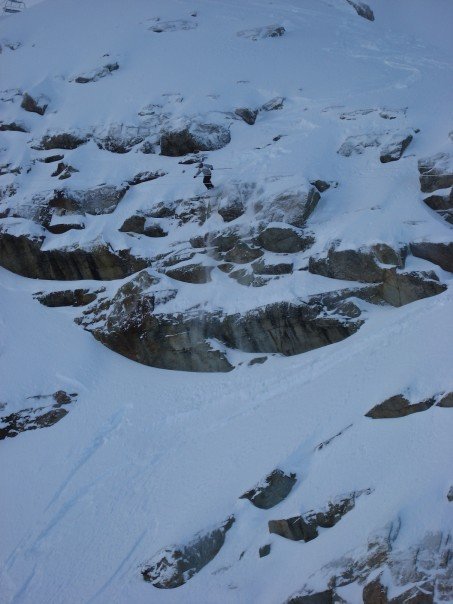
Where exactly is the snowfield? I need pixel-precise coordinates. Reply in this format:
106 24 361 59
0 0 452 602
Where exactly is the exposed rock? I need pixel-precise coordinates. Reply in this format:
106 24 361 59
141 516 234 588
287 590 335 604
237 25 285 41
51 162 79 179
269 490 370 542
160 123 231 156
345 0 375 21
257 226 314 253
119 216 167 237
0 121 28 132
418 153 453 193
423 189 453 224
228 267 267 287
36 288 98 307
0 391 77 440
410 242 453 273
235 107 258 125
46 222 85 235
77 287 362 372
34 132 90 150
362 576 388 603
365 394 436 419
49 185 128 216
127 170 166 186
41 154 64 163
436 392 453 408
73 62 119 83
240 469 297 509
218 197 245 222
0 232 147 280
224 242 263 264
248 356 267 366
447 487 453 502
96 130 145 154
165 263 213 284
338 134 381 157
381 269 446 307
259 544 271 558
21 92 49 115
261 97 285 111
252 259 293 275
380 134 413 163
311 180 331 193
257 188 321 228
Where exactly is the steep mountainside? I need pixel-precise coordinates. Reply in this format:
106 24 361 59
0 0 452 602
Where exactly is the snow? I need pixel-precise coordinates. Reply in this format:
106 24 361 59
0 0 452 602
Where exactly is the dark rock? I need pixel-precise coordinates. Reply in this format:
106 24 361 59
96 131 145 154
119 216 146 234
252 259 293 275
190 234 207 248
423 189 452 212
410 242 453 273
259 544 271 558
165 263 213 284
418 153 453 193
261 97 285 111
269 516 317 542
389 586 433 604
270 491 370 542
380 269 446 307
257 226 314 253
447 487 453 502
228 267 267 287
437 392 453 408
21 92 49 115
46 223 85 234
209 230 241 253
380 134 413 163
240 469 297 509
51 162 78 179
144 224 167 238
0 121 28 132
141 517 235 588
235 107 258 125
248 356 267 366
365 394 436 419
36 288 98 307
127 170 166 186
0 391 77 440
0 232 147 280
309 248 384 282
35 132 89 150
41 154 64 163
287 590 334 604
74 62 119 84
311 180 330 193
160 123 231 156
363 576 388 604
49 185 128 216
218 197 245 222
224 242 263 264
345 0 374 21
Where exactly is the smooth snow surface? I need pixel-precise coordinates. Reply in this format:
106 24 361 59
1 0 452 602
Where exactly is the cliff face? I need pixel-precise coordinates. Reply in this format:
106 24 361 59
0 0 452 602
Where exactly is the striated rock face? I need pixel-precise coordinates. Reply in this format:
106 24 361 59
240 469 297 509
0 232 147 280
0 391 77 440
76 273 363 372
160 123 231 156
142 516 235 588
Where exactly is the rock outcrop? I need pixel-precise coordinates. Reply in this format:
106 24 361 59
410 242 453 273
0 391 77 440
240 469 297 509
34 132 90 150
73 61 119 84
365 394 436 419
345 0 374 21
21 92 49 115
160 123 231 156
35 288 100 307
142 517 235 588
0 232 147 280
418 153 453 193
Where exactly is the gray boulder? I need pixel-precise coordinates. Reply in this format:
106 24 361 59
258 188 320 228
345 0 374 21
410 242 453 273
49 185 128 216
380 133 413 163
365 394 436 419
436 392 453 408
240 469 297 509
235 107 258 125
165 263 213 284
142 517 234 588
160 123 231 156
418 153 453 193
257 226 314 253
381 269 446 307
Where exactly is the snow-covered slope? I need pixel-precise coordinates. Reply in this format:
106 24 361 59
0 1 452 602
